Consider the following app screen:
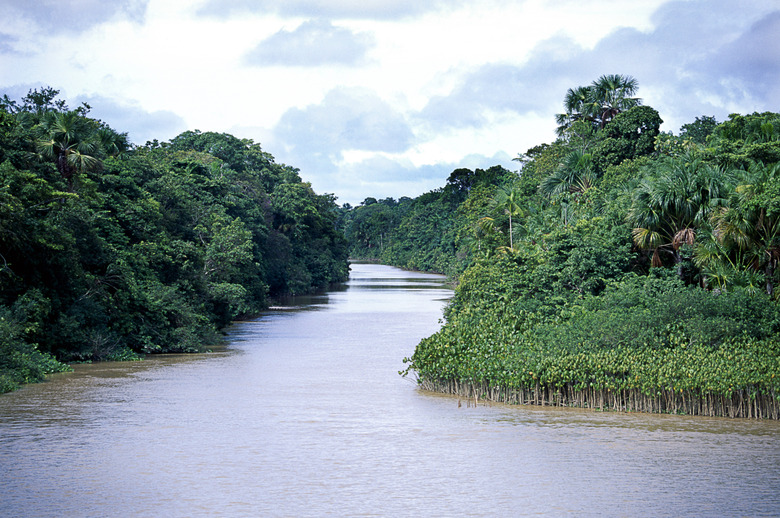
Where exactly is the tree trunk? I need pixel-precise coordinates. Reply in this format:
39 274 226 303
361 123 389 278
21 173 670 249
509 215 513 249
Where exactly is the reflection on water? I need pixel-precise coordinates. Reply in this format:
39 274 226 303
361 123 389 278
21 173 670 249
2 263 780 517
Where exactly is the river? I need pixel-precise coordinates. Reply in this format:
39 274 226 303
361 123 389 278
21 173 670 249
1 263 780 517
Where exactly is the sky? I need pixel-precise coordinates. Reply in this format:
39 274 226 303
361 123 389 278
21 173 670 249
1 0 778 205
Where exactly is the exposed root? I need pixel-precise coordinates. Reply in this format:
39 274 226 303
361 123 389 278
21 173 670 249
421 379 780 419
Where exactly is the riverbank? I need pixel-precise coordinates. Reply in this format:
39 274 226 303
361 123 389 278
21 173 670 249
419 379 780 419
406 322 780 419
403 260 780 420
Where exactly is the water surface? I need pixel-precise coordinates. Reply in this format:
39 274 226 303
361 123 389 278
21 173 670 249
2 264 780 517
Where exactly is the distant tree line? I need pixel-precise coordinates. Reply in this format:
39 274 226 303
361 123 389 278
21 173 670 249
337 165 517 276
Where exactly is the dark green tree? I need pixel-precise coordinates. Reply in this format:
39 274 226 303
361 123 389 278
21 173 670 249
679 116 719 145
591 105 662 173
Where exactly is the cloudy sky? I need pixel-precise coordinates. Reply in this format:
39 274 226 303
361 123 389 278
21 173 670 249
1 0 778 205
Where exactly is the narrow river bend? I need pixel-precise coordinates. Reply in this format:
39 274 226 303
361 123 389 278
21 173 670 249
2 264 780 517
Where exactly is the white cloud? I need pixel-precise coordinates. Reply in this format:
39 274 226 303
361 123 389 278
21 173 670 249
699 10 780 103
303 153 492 206
197 0 469 20
274 86 414 158
0 0 148 34
244 19 375 67
0 33 17 54
0 0 777 204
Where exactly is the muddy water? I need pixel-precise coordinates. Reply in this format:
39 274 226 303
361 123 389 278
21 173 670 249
2 263 780 517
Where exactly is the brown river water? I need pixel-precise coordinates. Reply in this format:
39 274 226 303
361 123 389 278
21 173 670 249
2 263 780 517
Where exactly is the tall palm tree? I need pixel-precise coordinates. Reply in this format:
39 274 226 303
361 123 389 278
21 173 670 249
555 86 595 137
34 110 102 187
589 74 641 128
555 74 641 135
492 186 524 250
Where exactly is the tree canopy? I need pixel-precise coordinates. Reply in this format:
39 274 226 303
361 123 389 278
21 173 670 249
555 74 641 136
0 88 348 392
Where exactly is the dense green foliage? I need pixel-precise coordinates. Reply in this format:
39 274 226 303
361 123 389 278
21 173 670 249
0 89 348 392
346 76 780 416
7 76 779 417
411 269 780 400
338 166 517 275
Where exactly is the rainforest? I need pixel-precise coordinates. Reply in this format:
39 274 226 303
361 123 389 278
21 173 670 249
3 77 780 419
0 87 348 392
337 75 780 418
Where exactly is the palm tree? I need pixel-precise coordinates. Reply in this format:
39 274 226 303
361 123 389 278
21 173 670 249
555 74 641 135
492 186 524 250
34 110 102 188
628 153 730 273
555 86 595 137
539 149 595 198
464 216 499 257
694 229 765 294
96 127 131 158
589 74 641 128
707 162 780 296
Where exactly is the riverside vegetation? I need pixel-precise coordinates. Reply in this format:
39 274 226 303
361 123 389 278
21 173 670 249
338 75 780 418
4 79 780 419
0 88 348 393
